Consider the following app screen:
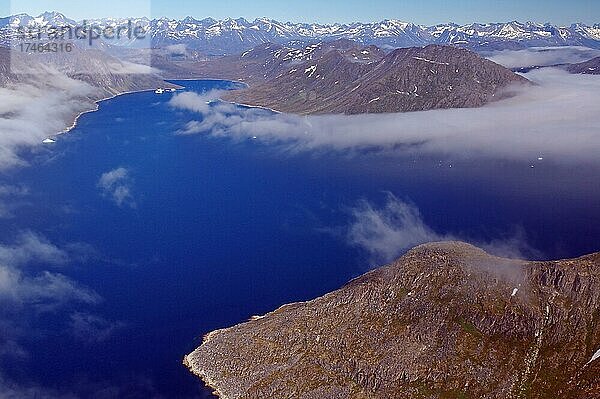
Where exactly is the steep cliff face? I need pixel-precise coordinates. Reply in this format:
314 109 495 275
185 242 600 399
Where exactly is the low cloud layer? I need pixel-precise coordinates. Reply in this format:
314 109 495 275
486 46 600 69
97 167 136 208
0 231 69 267
169 69 600 164
0 67 97 170
0 184 29 218
0 232 101 366
0 231 132 397
69 312 126 343
345 193 540 265
0 265 99 310
0 232 100 313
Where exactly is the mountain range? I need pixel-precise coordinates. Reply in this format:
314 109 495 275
186 241 600 398
1 12 599 55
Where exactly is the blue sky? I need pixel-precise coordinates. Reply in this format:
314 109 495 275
3 0 599 24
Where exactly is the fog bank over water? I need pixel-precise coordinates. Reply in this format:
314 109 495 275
0 70 96 170
170 69 600 164
1 48 597 174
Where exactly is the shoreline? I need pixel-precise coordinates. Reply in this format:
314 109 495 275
183 300 310 398
54 78 279 139
166 77 248 85
182 242 600 398
229 101 282 114
56 87 174 137
184 328 233 399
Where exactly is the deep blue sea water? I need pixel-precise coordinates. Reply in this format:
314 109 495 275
2 79 600 397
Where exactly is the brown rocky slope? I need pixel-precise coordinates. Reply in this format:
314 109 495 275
566 56 600 75
191 41 530 114
185 241 600 399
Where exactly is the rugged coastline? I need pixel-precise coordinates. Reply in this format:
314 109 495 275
56 86 180 136
185 241 600 399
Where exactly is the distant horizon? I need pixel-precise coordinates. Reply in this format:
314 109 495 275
1 9 599 27
2 0 599 26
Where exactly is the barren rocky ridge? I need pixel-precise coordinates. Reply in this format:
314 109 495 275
192 41 529 114
186 241 600 399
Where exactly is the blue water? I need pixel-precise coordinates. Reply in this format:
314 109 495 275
3 80 600 397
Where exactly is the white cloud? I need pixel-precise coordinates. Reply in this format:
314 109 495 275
0 231 69 267
169 90 223 116
97 167 136 208
0 69 97 170
0 232 100 311
169 69 600 164
105 60 158 75
345 193 540 265
0 233 101 362
347 194 444 263
0 266 99 310
69 312 125 343
0 185 28 196
0 184 29 218
0 230 130 397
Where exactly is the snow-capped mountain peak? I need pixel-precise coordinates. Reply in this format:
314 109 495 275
0 12 599 55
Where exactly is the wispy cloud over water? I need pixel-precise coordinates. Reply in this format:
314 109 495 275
69 312 126 343
0 373 78 399
0 230 137 397
0 184 29 218
0 232 101 365
347 194 444 263
0 231 70 267
345 193 541 265
97 167 136 208
0 232 100 311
